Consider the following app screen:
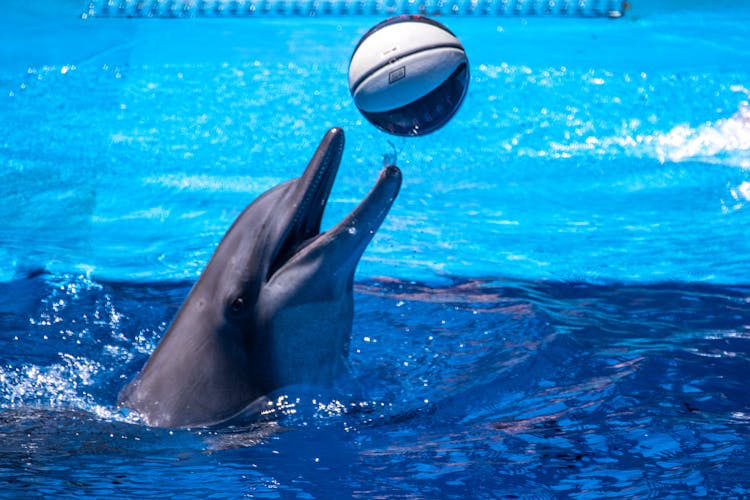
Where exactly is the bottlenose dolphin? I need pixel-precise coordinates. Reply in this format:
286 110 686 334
118 128 402 428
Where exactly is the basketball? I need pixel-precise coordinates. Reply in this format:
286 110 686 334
348 15 470 137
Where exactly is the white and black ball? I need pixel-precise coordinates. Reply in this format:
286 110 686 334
348 15 470 137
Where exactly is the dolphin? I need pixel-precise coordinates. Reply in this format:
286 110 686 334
117 128 402 428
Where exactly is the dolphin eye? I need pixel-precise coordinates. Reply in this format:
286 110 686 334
230 297 246 313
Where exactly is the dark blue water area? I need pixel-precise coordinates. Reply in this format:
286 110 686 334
1 272 749 497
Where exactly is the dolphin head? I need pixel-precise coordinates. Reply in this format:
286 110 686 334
118 128 402 428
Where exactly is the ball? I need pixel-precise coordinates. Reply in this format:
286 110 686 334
348 15 470 137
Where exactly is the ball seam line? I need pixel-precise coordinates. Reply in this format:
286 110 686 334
349 42 466 95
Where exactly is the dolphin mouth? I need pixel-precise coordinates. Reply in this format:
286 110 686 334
268 128 401 280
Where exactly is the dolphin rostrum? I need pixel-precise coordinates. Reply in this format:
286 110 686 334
118 128 402 428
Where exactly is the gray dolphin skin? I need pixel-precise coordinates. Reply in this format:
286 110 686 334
117 127 402 428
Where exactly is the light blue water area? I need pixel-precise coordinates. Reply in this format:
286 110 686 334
1 0 750 498
2 0 749 283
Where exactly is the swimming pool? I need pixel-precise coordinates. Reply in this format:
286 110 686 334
2 0 749 497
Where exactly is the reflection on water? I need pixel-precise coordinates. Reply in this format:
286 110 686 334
1 273 748 497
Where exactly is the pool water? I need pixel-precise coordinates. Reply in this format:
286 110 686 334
2 0 750 497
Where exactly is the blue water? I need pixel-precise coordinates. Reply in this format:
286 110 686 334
2 0 750 497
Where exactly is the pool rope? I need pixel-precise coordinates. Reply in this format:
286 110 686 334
83 0 628 18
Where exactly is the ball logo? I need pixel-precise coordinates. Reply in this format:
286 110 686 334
388 66 406 84
381 46 399 58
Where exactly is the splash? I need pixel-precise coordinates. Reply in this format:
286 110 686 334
0 274 145 424
651 90 750 168
0 357 116 421
544 93 750 168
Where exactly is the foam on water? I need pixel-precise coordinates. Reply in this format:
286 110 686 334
471 64 750 167
652 92 750 168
